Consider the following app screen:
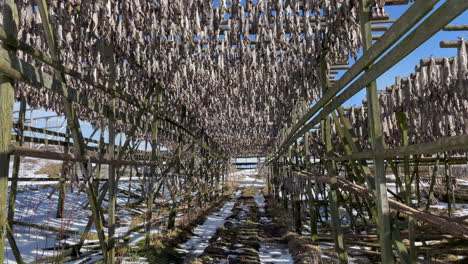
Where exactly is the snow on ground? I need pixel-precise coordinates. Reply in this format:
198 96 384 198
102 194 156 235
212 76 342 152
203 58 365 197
8 159 63 186
255 189 294 264
177 191 241 257
259 244 294 264
230 169 266 187
5 184 92 263
431 202 468 217
3 158 167 263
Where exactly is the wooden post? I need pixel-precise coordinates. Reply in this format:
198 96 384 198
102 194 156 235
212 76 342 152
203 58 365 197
56 126 69 218
396 110 416 263
0 0 18 261
359 0 393 262
146 84 162 247
8 96 26 222
425 157 440 211
445 154 452 217
324 116 348 263
104 43 117 264
168 115 183 230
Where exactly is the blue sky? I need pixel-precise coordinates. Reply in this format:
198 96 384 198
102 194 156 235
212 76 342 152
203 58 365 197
13 1 468 146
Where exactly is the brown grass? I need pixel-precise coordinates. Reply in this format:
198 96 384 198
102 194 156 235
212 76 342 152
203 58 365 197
35 162 62 178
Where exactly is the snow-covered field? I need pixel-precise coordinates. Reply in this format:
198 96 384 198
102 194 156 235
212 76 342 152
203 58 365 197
3 158 166 263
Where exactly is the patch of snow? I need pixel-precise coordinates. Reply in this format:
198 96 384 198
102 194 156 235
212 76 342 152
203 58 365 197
177 191 240 257
259 244 294 263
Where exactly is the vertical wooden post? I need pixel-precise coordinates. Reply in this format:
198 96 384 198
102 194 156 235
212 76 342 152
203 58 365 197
146 84 163 247
0 0 18 261
324 116 348 263
444 154 452 217
56 126 69 218
104 43 117 264
317 47 348 262
168 112 183 230
359 0 393 262
8 96 26 222
426 157 439 211
396 111 416 262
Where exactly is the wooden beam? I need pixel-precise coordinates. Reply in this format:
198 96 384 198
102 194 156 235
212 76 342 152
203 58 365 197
9 144 160 167
443 25 468 31
440 40 467 48
329 135 468 161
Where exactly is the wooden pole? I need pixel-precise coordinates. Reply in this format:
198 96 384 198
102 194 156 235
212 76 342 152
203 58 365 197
8 96 25 222
359 0 393 262
0 0 18 261
396 110 416 263
56 126 69 219
445 154 452 218
146 84 163 247
324 116 348 263
318 48 348 263
104 42 117 264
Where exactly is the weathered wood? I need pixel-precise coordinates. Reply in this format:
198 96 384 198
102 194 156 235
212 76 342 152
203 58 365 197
8 96 25 223
440 40 468 48
360 0 393 261
396 110 416 263
296 170 468 240
146 84 163 247
443 25 468 31
321 51 348 263
57 127 69 218
9 144 160 166
0 0 19 261
104 42 117 263
6 223 25 264
329 135 468 161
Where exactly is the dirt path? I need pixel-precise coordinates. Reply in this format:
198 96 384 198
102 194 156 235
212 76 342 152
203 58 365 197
190 187 293 264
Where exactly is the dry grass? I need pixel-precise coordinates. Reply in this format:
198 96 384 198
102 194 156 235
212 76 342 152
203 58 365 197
224 181 240 195
35 162 62 178
242 186 256 197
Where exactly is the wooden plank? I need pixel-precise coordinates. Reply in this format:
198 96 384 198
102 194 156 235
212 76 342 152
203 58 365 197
440 40 467 48
37 1 110 257
10 144 161 167
330 135 468 161
443 25 468 31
